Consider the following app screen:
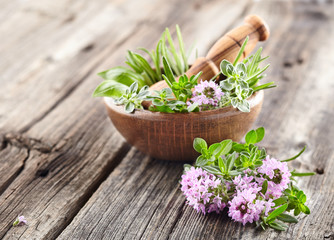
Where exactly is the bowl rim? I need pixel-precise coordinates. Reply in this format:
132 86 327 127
104 89 263 117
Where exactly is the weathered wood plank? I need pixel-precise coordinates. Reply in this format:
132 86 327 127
57 1 334 240
0 0 161 132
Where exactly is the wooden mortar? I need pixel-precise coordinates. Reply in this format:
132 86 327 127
104 90 264 161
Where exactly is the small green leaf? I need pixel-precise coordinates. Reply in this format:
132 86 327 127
255 127 265 143
220 80 234 91
260 221 266 230
277 213 298 223
125 102 135 113
196 156 208 167
261 180 268 195
300 194 307 204
153 105 174 113
187 103 199 112
193 138 207 153
280 146 306 162
233 143 246 152
245 130 257 145
273 197 288 207
294 208 301 216
220 60 232 76
202 165 223 175
302 205 310 214
252 81 276 91
226 153 236 171
209 143 223 157
153 99 164 106
237 100 250 112
291 172 316 177
176 24 188 71
236 62 247 75
97 66 146 87
129 82 138 93
269 221 287 231
162 56 176 85
233 36 249 66
183 164 192 172
220 139 233 155
218 157 226 172
92 80 128 98
267 204 288 222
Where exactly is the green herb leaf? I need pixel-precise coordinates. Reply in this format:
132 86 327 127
176 24 188 71
187 103 199 112
233 36 249 66
294 207 301 216
209 143 223 157
202 165 222 175
193 138 207 153
183 164 192 172
273 197 288 207
220 60 233 77
280 146 306 162
125 102 135 113
196 156 208 167
97 66 146 87
220 139 233 155
255 127 265 143
162 56 176 86
233 143 246 152
291 172 316 177
302 205 310 214
277 213 298 223
245 130 257 145
218 157 226 172
92 80 128 98
268 221 287 231
267 204 288 222
261 180 268 195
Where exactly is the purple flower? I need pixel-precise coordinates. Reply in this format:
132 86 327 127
256 156 291 198
187 80 224 110
228 188 274 225
228 189 263 225
13 215 27 227
233 175 262 194
180 167 226 214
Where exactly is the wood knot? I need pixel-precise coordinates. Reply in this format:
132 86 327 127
36 169 49 178
4 133 52 153
315 167 324 175
283 61 293 68
81 43 95 52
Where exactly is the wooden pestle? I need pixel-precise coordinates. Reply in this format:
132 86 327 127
144 15 269 108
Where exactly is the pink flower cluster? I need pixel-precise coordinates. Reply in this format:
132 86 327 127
187 80 224 110
256 156 291 199
228 175 274 225
228 188 274 225
180 156 291 225
180 167 227 214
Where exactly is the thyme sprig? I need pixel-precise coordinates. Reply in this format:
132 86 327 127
182 127 315 231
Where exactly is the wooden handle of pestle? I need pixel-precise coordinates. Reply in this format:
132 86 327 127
144 15 269 107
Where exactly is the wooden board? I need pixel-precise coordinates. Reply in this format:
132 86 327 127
1 0 334 239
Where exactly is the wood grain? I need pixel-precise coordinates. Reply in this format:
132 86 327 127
1 0 334 239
